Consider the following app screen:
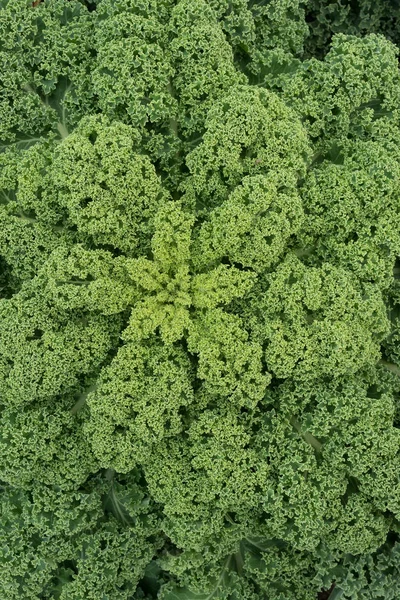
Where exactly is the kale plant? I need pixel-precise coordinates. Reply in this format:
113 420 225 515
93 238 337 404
1 1 400 599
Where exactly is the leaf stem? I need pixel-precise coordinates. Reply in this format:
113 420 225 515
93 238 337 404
290 416 323 452
70 382 98 415
57 122 69 140
23 82 69 139
380 360 400 377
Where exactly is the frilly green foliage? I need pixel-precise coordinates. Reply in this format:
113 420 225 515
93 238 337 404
92 0 175 132
0 274 122 407
2 1 400 599
192 173 304 273
235 253 389 380
181 85 311 212
0 139 75 284
0 471 163 600
305 0 400 58
51 115 169 254
298 139 400 287
84 339 195 472
0 0 94 147
168 0 246 137
282 34 400 148
0 393 99 489
122 201 257 344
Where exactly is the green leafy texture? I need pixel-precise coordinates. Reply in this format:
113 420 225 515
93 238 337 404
0 140 75 284
324 535 400 599
89 0 182 191
144 406 269 554
42 244 137 315
181 85 311 214
160 552 259 600
244 47 302 95
241 539 321 600
0 393 99 490
248 0 308 58
239 253 389 380
84 339 195 472
0 256 15 298
383 278 400 370
207 0 308 59
0 0 94 148
187 309 270 409
133 559 165 599
92 0 176 132
122 201 256 344
0 472 163 600
191 265 258 310
2 2 400 599
0 273 123 407
50 115 169 255
2 140 62 224
122 201 194 343
151 199 194 270
298 138 400 287
206 1 308 98
168 0 246 137
206 0 256 56
270 376 400 550
212 411 385 560
91 0 245 190
0 114 168 285
237 0 308 94
192 174 304 273
305 0 400 59
282 34 400 148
